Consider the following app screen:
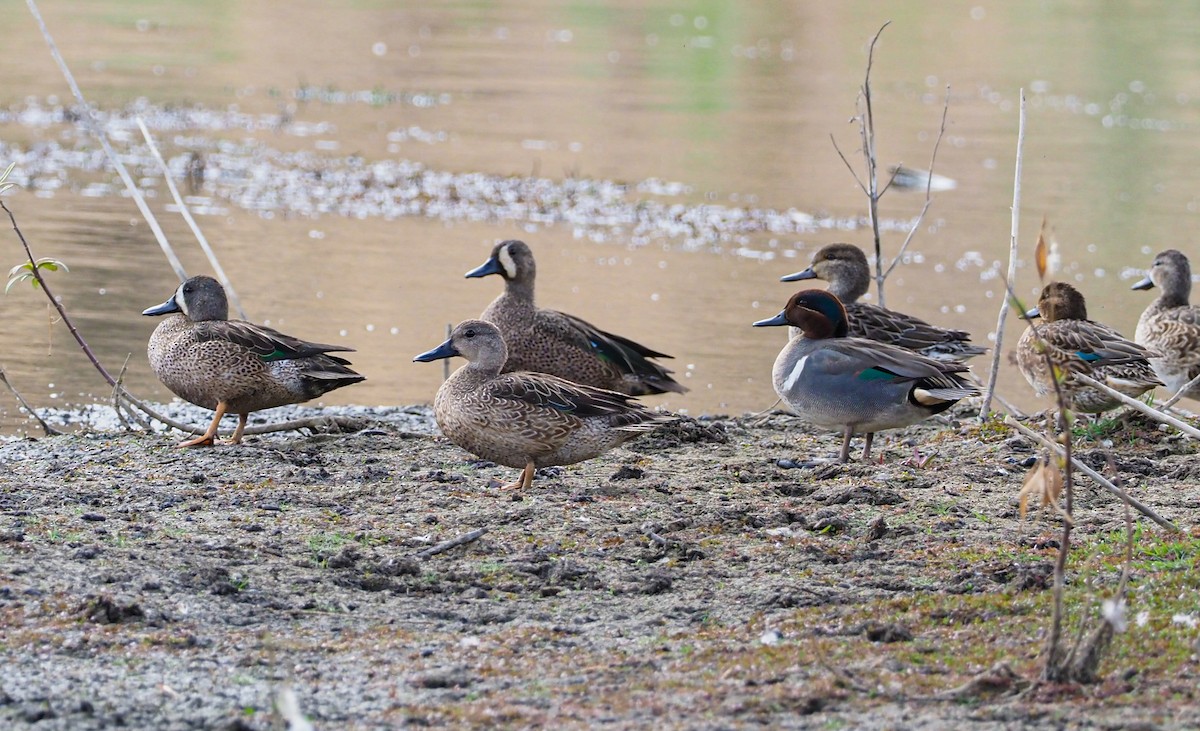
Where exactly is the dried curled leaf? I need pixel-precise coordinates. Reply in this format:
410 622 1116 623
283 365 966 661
1018 456 1065 520
1034 217 1049 281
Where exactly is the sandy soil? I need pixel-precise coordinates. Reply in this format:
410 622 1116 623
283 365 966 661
1 403 1198 730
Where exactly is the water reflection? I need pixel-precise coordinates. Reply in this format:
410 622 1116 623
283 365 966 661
1 1 1199 434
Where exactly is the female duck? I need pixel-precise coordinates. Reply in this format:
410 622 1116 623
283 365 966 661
414 319 671 490
754 290 978 462
465 239 686 395
1018 281 1161 413
143 275 365 446
1132 249 1200 402
781 243 986 361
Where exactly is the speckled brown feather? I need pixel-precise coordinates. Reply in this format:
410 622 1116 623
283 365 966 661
1134 249 1200 400
469 240 687 395
418 320 672 472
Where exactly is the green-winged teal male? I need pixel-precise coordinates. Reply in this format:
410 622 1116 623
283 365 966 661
1132 249 1200 402
143 275 365 446
781 243 986 361
465 240 687 395
754 290 979 462
1018 282 1161 413
414 319 671 490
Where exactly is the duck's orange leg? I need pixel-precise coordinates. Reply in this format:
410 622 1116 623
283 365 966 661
226 413 249 444
500 461 535 491
178 402 226 447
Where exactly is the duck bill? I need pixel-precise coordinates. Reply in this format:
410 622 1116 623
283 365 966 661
464 257 503 279
1130 275 1155 291
752 311 790 328
413 338 460 363
1022 306 1041 320
779 267 817 283
142 294 181 317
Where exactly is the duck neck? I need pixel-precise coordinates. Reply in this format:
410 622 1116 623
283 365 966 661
1158 275 1192 308
504 274 535 304
828 271 869 303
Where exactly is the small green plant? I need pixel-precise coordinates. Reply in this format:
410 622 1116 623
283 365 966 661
6 257 69 293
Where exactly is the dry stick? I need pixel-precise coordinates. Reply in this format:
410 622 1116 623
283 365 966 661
1004 416 1179 533
416 528 488 559
882 85 951 281
980 89 1026 418
25 0 188 283
861 22 889 306
1159 371 1200 411
136 118 247 319
1072 373 1200 440
0 365 62 436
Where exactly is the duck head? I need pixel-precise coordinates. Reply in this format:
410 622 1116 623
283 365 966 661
1025 281 1088 322
414 319 509 371
464 239 535 283
779 244 870 301
753 290 851 339
1132 249 1192 302
142 275 228 322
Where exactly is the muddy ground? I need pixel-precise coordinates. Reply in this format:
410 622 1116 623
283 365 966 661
1 402 1198 730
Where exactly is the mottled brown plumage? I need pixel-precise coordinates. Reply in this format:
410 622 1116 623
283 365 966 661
1017 282 1161 413
464 240 687 395
143 276 365 446
1133 249 1200 401
781 243 986 361
413 320 672 489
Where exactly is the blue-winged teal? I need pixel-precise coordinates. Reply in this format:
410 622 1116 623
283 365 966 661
781 243 986 361
414 319 671 489
1018 281 1162 413
1132 249 1200 402
754 290 979 462
143 275 365 446
465 240 687 395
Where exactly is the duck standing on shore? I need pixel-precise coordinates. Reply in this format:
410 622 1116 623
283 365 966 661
465 239 687 396
1132 249 1200 402
415 319 672 490
1017 281 1161 412
143 275 365 446
754 290 978 462
780 243 986 361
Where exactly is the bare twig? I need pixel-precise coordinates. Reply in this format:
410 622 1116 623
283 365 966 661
2 200 118 386
0 364 63 436
861 23 889 304
25 0 189 282
1159 371 1200 411
1072 373 1200 440
1004 416 1179 533
416 528 488 559
883 85 951 281
980 89 1026 417
136 118 246 319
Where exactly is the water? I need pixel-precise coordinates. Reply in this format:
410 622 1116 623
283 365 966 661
2 0 1199 434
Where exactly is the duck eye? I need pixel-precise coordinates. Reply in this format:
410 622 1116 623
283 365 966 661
463 329 476 338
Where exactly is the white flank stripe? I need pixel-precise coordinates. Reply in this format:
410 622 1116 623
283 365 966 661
783 356 808 391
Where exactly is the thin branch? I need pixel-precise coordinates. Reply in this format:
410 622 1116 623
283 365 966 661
2 200 117 386
862 22 889 305
980 89 1026 417
830 133 868 195
1159 371 1200 410
25 0 189 283
136 118 246 319
1072 374 1200 440
416 528 488 559
0 364 62 436
1004 416 1179 533
883 85 952 280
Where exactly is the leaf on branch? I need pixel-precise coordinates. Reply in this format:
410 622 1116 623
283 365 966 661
0 161 15 195
1018 456 1064 520
1034 221 1049 281
5 258 69 294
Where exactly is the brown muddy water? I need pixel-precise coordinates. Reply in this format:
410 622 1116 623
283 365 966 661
2 0 1200 434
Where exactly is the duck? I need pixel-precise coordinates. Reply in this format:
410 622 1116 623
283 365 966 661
754 290 979 462
143 275 365 446
1132 249 1200 402
1017 281 1162 413
780 243 986 361
464 239 687 396
414 319 672 489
